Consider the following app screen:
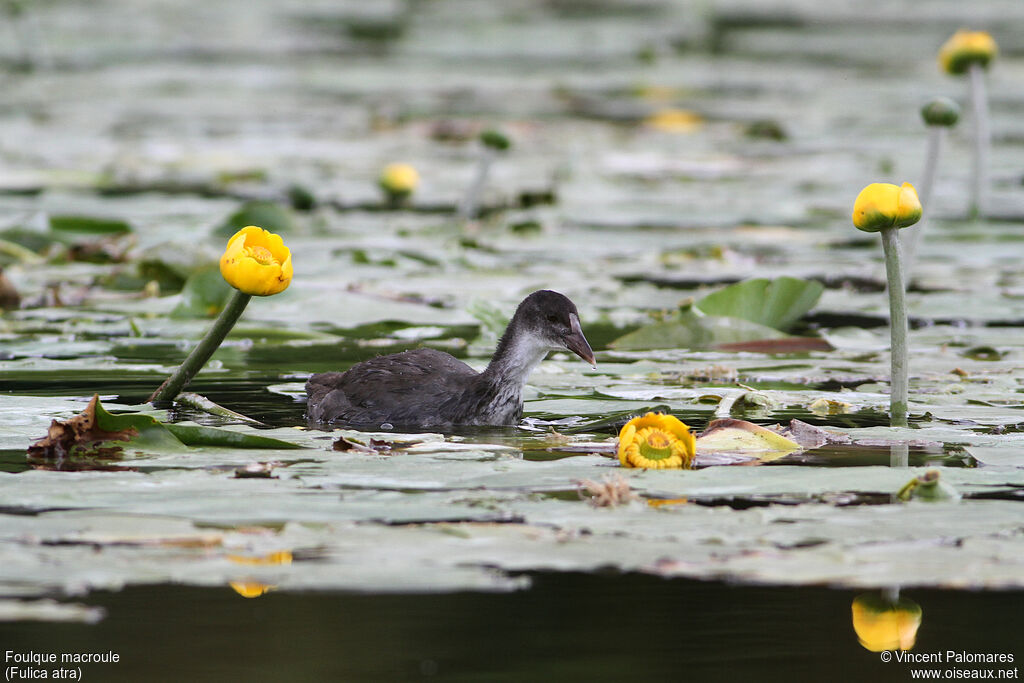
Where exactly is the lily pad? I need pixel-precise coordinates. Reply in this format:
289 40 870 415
171 266 233 318
696 276 824 332
26 395 302 467
610 310 789 350
48 215 132 235
215 201 294 238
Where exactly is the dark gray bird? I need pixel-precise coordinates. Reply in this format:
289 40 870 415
305 290 595 428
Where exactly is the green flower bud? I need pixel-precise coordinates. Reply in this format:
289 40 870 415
479 129 511 151
896 469 961 502
920 97 960 127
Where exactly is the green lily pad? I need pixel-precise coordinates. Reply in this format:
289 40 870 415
696 276 824 332
48 215 133 235
611 311 788 350
26 395 303 464
171 266 233 318
215 201 294 238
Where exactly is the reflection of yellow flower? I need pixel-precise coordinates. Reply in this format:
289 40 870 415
852 183 922 233
852 593 922 652
618 412 696 469
229 581 276 598
219 226 292 296
226 551 293 566
644 108 703 134
939 30 997 75
378 163 419 199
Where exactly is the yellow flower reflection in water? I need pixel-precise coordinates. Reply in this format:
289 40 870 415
851 593 923 652
618 412 696 469
226 550 293 566
229 581 276 599
227 551 293 598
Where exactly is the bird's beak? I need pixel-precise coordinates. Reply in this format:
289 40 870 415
564 313 596 369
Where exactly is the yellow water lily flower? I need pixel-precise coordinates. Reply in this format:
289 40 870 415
378 162 419 199
644 108 703 134
851 593 922 652
618 412 696 469
219 225 292 296
939 30 997 75
852 182 922 233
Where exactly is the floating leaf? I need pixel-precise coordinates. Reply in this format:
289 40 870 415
171 266 233 318
26 394 302 465
715 337 833 353
611 311 788 350
49 215 132 235
26 394 142 462
163 424 302 449
215 201 294 238
696 418 802 461
696 277 824 332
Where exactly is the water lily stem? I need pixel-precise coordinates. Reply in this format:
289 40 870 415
968 62 990 220
147 290 251 405
458 147 495 221
903 126 945 277
881 228 909 427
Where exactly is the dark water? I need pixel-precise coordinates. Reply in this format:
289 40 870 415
2 574 1020 682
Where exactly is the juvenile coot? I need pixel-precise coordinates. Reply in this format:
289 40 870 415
305 290 595 427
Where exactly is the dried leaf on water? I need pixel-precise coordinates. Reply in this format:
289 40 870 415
26 394 137 461
577 474 638 507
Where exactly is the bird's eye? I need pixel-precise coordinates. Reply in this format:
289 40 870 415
546 313 561 325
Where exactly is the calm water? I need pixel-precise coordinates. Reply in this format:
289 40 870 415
3 574 1020 682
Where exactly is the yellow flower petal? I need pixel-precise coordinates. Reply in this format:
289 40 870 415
617 422 637 466
379 163 419 197
895 182 923 228
852 182 922 233
939 30 997 75
219 225 292 296
617 412 695 469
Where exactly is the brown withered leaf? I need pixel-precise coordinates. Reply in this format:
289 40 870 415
576 474 638 508
714 337 833 353
234 461 283 478
332 436 379 453
332 436 421 454
26 394 137 462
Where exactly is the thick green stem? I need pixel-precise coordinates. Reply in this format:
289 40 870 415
968 62 990 220
881 228 909 427
147 289 251 405
903 126 944 278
